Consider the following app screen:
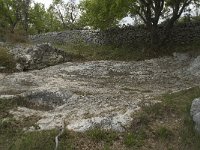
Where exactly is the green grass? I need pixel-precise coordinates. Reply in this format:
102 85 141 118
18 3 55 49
86 128 118 143
130 87 200 149
0 98 40 150
1 87 200 149
155 126 173 140
10 130 58 150
124 131 146 148
54 43 144 61
53 40 200 62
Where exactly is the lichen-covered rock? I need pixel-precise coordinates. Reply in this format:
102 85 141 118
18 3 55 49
20 87 73 108
191 98 200 116
188 56 200 76
10 43 71 71
193 112 200 133
191 98 200 133
1 55 200 132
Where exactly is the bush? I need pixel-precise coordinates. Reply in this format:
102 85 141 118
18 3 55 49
0 47 16 72
5 30 28 43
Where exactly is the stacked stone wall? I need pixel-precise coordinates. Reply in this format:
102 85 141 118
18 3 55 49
29 22 200 46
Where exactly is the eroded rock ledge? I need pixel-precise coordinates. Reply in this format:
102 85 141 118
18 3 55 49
1 52 200 132
10 43 71 71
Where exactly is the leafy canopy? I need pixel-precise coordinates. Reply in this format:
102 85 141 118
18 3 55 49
79 0 130 29
80 0 199 30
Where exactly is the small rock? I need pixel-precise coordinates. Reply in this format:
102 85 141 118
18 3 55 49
191 98 200 133
193 112 200 133
0 66 6 70
190 98 200 117
188 56 200 76
173 52 190 62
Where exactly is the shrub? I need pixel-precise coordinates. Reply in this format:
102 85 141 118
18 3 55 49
5 30 28 43
0 47 16 72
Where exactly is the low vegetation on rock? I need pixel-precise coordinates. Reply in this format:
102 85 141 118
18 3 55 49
1 88 200 149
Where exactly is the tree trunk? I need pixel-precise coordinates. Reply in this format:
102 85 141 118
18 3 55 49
147 26 161 55
150 28 160 48
10 23 17 33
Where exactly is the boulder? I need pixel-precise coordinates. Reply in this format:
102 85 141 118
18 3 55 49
193 112 200 133
188 56 200 76
11 43 71 71
191 98 200 133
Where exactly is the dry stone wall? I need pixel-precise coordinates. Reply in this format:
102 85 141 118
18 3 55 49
29 30 105 45
29 22 200 46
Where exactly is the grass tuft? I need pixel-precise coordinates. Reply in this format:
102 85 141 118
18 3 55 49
155 126 173 140
86 128 118 143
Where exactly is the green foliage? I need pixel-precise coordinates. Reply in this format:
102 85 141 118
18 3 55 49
0 0 32 33
79 0 130 29
79 0 199 49
29 3 61 34
52 0 80 30
29 3 47 34
0 0 81 35
0 0 21 32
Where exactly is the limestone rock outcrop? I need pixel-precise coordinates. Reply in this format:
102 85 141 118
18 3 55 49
10 43 71 71
191 98 200 133
188 56 200 76
1 54 200 132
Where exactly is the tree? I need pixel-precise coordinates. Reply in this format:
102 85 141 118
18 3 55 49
29 3 48 33
45 6 62 32
79 0 129 29
52 0 80 29
21 0 31 32
80 0 199 49
0 0 32 33
29 3 62 34
0 0 22 32
130 0 200 49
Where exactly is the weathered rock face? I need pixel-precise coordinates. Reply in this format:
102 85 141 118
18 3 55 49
10 44 71 71
188 56 200 76
191 98 200 133
1 53 199 132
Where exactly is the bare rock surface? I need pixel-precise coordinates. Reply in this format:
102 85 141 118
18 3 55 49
191 98 200 133
188 55 200 76
9 43 71 71
1 53 200 132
